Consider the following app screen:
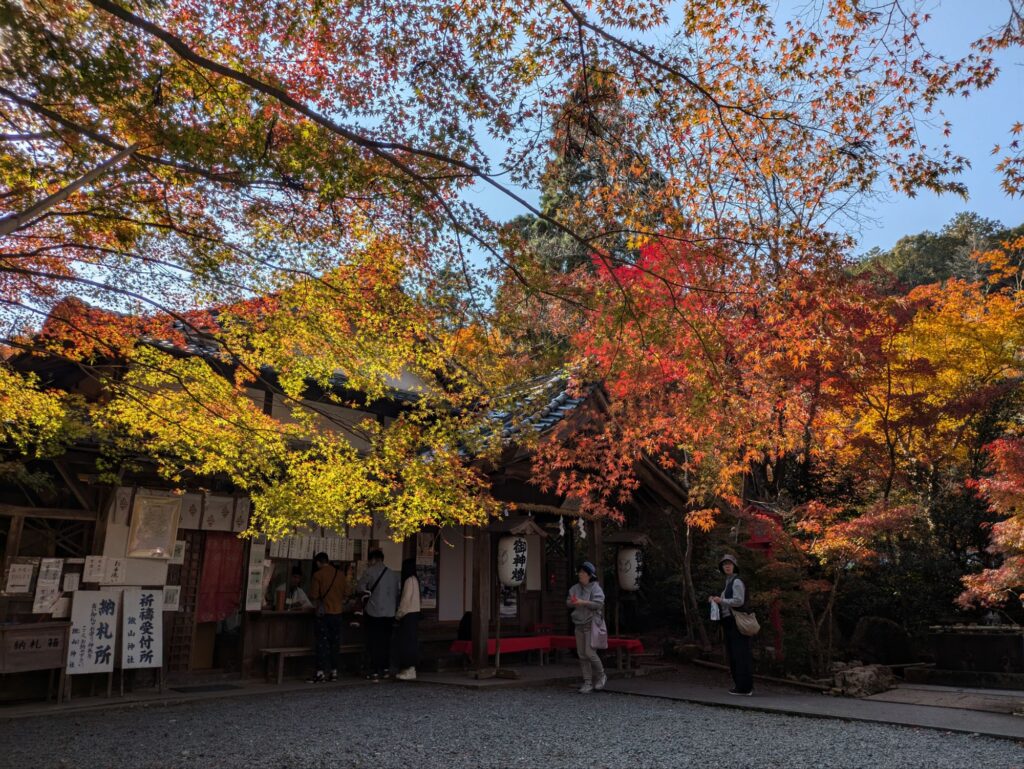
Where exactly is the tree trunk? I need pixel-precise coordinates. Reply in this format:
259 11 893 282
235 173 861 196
682 523 710 650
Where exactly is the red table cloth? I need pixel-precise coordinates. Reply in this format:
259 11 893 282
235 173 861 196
449 635 644 656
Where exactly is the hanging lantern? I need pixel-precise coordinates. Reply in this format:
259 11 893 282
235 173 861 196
617 546 644 592
497 535 528 587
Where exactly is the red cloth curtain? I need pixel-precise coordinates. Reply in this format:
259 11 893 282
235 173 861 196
195 532 245 623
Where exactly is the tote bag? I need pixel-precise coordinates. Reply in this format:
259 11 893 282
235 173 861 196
590 615 609 649
732 609 761 637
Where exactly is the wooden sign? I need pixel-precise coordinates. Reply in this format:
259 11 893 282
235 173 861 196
0 622 69 674
121 589 163 669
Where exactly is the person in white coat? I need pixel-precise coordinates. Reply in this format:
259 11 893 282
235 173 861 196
395 558 421 681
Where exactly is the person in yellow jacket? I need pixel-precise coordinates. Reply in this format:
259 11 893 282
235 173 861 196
308 552 349 683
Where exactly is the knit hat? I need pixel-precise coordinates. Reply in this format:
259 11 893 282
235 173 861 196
718 553 739 574
579 561 598 579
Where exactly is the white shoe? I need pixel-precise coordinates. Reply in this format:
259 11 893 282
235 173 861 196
396 667 417 681
578 682 593 694
594 673 607 691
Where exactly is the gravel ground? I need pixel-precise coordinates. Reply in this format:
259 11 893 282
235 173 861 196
1 682 1021 769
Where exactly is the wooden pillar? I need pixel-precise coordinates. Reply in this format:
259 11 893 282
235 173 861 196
0 515 24 622
5 515 25 558
592 519 603 575
470 529 491 670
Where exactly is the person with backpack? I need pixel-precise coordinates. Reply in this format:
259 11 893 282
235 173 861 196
394 558 421 681
307 552 349 683
710 553 754 695
356 549 400 680
567 561 606 694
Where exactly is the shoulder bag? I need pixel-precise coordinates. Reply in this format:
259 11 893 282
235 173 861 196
725 575 760 636
586 586 609 649
732 609 761 636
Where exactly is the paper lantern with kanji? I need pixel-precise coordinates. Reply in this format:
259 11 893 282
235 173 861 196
617 547 644 592
497 535 528 587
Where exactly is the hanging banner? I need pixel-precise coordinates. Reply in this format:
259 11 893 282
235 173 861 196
232 498 251 533
179 493 204 530
416 557 437 610
31 558 64 614
112 486 134 524
121 589 163 669
67 590 121 675
202 495 235 532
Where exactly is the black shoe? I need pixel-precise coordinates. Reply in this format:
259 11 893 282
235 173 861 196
366 672 380 682
728 688 753 696
328 671 338 682
307 672 325 684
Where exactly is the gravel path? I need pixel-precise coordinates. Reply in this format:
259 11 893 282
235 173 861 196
1 682 1021 769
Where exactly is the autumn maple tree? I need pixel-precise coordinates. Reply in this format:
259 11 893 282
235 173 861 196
1 0 1021 541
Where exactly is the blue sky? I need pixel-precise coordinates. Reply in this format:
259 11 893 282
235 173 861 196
464 1 1022 256
854 1 1024 253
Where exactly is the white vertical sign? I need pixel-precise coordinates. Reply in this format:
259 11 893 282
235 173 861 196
245 538 267 611
121 589 163 669
83 556 106 583
67 590 121 675
31 558 64 613
162 585 181 611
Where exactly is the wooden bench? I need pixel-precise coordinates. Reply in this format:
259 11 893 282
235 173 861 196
261 644 363 684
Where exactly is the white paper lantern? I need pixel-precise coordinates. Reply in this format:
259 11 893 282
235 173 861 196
617 547 644 592
497 535 528 587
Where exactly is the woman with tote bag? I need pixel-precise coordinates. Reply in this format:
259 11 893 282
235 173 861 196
567 561 607 694
710 553 755 696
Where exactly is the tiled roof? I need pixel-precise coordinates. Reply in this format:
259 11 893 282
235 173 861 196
489 371 591 439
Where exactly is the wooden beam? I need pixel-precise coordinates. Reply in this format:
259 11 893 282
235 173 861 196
53 459 94 511
0 504 97 521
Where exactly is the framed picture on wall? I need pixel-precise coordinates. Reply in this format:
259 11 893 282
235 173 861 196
126 494 182 559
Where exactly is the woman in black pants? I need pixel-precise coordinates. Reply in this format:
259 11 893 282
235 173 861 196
394 558 421 681
711 553 754 695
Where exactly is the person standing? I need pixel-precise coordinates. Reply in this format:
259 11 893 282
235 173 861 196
356 549 400 680
308 552 348 683
711 553 754 696
394 558 421 681
567 561 606 694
